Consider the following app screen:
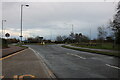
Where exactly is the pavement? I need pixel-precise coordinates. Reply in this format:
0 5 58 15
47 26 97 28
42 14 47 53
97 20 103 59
1 48 56 79
1 46 25 58
26 44 120 79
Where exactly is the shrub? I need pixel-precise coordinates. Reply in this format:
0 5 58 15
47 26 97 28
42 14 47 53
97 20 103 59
2 38 8 48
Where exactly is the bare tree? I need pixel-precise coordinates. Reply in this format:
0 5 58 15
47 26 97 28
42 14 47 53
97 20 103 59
97 26 107 46
56 35 63 42
109 1 120 44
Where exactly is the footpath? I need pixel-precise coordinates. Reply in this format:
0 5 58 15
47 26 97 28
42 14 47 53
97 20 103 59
1 46 25 58
0 45 56 79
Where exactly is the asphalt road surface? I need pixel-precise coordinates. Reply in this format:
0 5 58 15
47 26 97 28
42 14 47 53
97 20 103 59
27 44 120 79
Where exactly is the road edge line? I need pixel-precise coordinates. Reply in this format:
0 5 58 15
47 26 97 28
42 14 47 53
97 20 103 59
29 47 57 79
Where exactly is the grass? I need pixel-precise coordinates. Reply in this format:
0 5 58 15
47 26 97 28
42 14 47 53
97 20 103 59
2 43 9 49
24 43 55 45
62 45 120 57
1 39 8 49
15 44 28 48
71 43 120 51
23 43 38 45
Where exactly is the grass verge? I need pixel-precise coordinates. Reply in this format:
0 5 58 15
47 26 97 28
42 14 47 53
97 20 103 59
15 44 28 49
24 43 55 45
71 43 120 51
62 45 119 57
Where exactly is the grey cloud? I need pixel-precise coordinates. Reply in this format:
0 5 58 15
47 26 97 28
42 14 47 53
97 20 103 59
2 2 118 39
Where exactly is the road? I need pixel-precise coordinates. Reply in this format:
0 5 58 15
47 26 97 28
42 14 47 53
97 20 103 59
27 44 120 79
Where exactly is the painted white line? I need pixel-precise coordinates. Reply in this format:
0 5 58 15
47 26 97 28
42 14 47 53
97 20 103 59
67 53 86 59
29 47 56 78
106 64 120 70
29 48 36 53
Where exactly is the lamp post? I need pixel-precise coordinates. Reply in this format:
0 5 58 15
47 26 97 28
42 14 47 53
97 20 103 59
20 4 29 43
2 20 6 38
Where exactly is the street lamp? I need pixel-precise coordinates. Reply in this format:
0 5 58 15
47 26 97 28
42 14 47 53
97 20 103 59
2 20 6 38
20 4 29 43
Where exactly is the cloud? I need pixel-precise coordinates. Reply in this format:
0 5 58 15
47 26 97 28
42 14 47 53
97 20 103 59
2 2 118 40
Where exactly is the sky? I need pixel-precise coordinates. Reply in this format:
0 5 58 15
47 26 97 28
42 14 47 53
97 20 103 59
1 1 119 40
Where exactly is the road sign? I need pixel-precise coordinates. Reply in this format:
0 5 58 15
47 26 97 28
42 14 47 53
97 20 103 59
5 33 10 38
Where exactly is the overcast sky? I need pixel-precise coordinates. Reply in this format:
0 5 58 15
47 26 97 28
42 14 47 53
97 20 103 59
1 2 118 40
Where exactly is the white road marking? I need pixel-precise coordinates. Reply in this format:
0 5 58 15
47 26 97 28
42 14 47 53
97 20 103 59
67 53 86 59
29 47 56 78
106 64 120 70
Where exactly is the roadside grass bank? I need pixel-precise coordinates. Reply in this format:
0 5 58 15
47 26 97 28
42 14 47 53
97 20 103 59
62 45 120 57
24 43 39 45
71 43 120 51
24 43 55 45
15 44 28 48
1 39 9 49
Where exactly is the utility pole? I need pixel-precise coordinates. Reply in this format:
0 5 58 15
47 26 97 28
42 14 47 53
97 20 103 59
71 24 74 43
50 31 52 41
72 24 74 33
2 20 6 38
20 5 23 43
90 27 91 43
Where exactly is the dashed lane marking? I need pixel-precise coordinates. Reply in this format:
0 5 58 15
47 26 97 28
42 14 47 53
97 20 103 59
106 64 120 70
66 53 86 59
